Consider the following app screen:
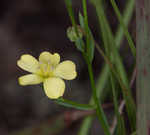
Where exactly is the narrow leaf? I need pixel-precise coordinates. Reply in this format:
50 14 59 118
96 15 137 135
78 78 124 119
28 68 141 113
75 38 85 52
54 98 96 110
79 13 95 63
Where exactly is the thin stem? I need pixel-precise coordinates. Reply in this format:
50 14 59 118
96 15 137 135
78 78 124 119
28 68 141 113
55 98 96 110
82 0 88 28
85 56 111 135
82 0 91 59
81 2 110 132
65 0 79 36
110 0 136 57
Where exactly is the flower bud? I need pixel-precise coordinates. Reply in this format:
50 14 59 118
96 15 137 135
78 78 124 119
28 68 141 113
67 26 83 42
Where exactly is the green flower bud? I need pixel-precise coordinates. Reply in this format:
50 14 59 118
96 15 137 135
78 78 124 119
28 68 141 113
67 26 83 42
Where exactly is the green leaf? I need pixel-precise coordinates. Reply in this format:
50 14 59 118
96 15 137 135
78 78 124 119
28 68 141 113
79 12 85 29
54 98 96 110
87 30 95 63
79 12 95 63
75 37 85 52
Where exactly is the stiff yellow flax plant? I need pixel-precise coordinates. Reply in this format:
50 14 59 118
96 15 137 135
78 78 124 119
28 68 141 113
17 51 77 99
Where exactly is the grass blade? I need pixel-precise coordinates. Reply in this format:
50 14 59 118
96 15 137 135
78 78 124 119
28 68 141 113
110 0 136 57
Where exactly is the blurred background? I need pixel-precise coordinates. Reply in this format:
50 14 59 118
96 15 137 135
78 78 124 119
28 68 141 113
0 0 135 134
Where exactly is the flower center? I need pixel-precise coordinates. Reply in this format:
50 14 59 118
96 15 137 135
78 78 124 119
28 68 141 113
37 62 55 78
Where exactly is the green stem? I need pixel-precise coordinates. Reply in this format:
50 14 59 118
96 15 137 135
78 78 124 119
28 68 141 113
81 1 111 132
65 0 79 36
82 0 91 59
110 0 136 57
55 98 96 110
85 56 111 135
82 0 88 27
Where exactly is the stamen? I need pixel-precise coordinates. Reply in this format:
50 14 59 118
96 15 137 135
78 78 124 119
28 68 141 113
39 61 54 78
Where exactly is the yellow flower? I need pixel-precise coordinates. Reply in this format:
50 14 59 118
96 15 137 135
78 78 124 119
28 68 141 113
17 51 77 99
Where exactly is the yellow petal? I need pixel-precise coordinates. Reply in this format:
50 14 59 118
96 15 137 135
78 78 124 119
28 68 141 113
43 77 65 99
39 51 60 66
18 74 43 86
17 54 39 73
54 60 77 80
